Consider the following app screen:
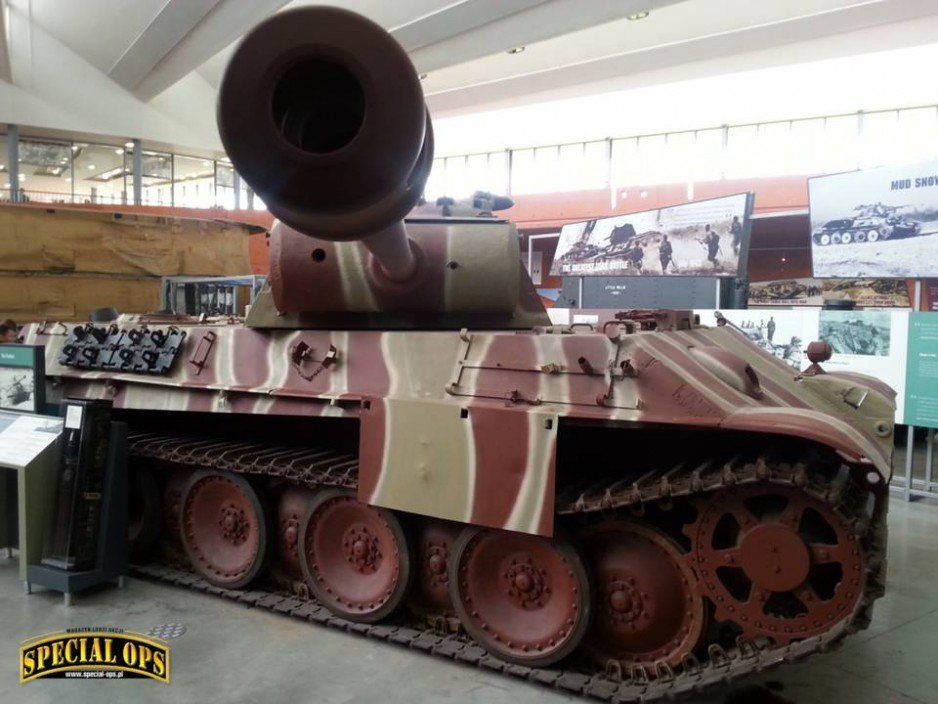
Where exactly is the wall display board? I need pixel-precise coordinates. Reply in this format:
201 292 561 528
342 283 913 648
0 412 63 469
749 278 911 307
696 309 910 422
696 309 816 371
0 345 45 414
810 159 938 278
551 193 753 278
904 313 938 429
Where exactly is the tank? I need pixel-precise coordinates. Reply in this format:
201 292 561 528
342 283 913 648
24 7 892 700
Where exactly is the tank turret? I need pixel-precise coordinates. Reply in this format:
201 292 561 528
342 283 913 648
218 7 546 329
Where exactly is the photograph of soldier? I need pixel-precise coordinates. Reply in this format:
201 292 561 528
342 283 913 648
658 235 674 272
698 224 721 268
711 311 806 370
819 311 891 356
809 159 938 278
549 193 750 278
730 215 743 256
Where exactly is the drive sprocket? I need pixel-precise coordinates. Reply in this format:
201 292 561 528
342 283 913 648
685 482 865 646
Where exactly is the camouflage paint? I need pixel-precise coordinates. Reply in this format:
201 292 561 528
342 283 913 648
26 317 895 537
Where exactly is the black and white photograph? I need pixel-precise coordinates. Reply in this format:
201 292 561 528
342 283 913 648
0 366 37 412
819 310 892 357
809 159 938 278
550 193 752 278
698 309 810 370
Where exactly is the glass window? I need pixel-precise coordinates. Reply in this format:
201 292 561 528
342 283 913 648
138 150 172 206
789 118 826 174
895 107 938 165
859 110 899 169
174 154 215 208
690 129 723 181
661 131 695 183
822 114 860 172
423 158 446 201
724 125 758 178
72 143 128 204
17 138 73 203
635 135 668 185
752 122 792 177
215 161 235 209
610 137 640 188
509 148 536 194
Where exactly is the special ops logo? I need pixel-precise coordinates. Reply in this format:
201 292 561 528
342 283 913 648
20 628 170 683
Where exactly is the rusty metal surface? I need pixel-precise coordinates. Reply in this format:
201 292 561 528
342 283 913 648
130 435 886 701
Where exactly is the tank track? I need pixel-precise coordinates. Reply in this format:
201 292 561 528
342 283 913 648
128 432 887 702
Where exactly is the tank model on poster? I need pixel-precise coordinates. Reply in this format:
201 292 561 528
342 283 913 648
25 7 893 701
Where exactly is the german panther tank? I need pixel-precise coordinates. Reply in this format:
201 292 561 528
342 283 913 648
24 7 892 700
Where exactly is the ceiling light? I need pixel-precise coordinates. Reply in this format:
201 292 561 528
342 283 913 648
115 148 124 154
87 164 95 169
71 145 79 151
627 10 650 20
3 182 9 188
125 141 134 149
64 177 71 182
17 173 24 180
507 46 525 55
202 160 211 166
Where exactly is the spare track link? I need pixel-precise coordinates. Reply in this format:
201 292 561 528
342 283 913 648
128 432 359 489
128 434 887 702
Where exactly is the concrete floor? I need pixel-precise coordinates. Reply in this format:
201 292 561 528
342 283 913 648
3 495 938 704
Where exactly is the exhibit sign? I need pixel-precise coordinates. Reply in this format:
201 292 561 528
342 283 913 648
748 278 911 307
0 411 62 469
0 345 45 414
809 159 938 278
551 193 753 278
696 309 910 422
904 313 938 429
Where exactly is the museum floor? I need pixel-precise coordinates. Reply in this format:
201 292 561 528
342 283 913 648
1 495 937 704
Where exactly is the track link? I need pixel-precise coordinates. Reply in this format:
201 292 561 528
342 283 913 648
128 433 888 702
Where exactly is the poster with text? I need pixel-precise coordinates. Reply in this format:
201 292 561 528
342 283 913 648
809 159 938 278
904 313 938 429
551 193 753 278
748 278 911 307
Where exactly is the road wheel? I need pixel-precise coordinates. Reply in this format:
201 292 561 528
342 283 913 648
818 233 831 246
299 490 411 623
180 470 269 588
831 232 843 245
841 231 853 245
867 229 880 242
449 526 593 667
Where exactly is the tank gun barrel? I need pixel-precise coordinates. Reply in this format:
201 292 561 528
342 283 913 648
217 6 433 281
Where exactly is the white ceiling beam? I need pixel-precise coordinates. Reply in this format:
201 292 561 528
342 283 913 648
0 1 11 83
133 0 290 102
426 0 938 114
109 0 224 91
392 0 549 52
409 0 683 73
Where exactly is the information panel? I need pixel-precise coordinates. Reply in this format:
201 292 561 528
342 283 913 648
0 345 45 414
551 193 753 278
809 159 938 278
904 313 938 429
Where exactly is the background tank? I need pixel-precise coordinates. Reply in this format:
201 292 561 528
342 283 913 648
25 6 892 700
